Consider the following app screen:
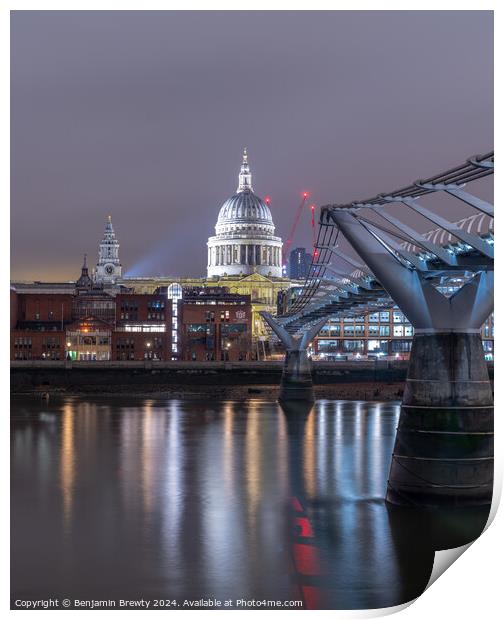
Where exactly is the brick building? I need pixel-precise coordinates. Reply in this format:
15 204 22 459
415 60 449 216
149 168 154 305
11 290 73 360
180 287 252 361
112 293 171 361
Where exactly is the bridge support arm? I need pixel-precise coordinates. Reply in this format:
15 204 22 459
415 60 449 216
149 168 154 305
261 313 327 403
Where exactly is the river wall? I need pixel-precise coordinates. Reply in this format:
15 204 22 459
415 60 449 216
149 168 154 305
10 361 494 402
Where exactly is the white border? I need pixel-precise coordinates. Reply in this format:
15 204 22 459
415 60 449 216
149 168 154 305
3 2 500 618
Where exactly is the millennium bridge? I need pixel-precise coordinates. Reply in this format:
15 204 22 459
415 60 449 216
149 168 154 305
262 152 494 509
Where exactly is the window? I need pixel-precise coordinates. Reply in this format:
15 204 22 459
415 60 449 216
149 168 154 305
379 326 390 336
121 323 166 332
317 339 340 352
392 340 412 352
379 311 390 322
188 324 207 333
221 324 247 335
393 326 404 337
342 340 364 352
369 313 379 323
368 340 389 354
393 311 404 323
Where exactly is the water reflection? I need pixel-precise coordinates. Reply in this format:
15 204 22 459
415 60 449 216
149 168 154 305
11 397 489 609
60 403 75 533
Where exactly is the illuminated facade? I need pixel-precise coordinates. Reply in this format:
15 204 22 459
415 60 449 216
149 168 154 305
119 273 298 342
207 149 283 278
312 310 494 362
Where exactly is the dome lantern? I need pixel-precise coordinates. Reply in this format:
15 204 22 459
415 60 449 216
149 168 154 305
237 147 253 192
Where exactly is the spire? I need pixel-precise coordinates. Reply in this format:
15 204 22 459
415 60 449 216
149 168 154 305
237 147 253 192
76 253 92 289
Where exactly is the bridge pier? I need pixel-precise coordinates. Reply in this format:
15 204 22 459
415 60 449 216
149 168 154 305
387 332 493 507
280 349 315 402
260 313 327 404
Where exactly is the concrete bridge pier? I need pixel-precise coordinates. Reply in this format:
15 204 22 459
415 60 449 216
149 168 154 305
260 314 327 403
280 349 316 402
387 331 494 507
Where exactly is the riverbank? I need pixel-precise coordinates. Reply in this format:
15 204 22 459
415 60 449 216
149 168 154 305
10 360 493 402
11 360 410 401
10 382 405 402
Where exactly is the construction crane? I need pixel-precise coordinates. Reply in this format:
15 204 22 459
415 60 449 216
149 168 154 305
281 191 310 265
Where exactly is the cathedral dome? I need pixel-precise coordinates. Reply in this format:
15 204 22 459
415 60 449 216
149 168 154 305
216 192 273 228
207 149 283 278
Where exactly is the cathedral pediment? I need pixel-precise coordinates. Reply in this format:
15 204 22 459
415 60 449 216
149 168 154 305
240 273 272 283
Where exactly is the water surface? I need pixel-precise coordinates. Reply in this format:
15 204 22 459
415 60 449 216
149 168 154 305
11 397 488 609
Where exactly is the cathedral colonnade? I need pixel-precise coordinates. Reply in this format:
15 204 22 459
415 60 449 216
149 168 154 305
209 244 281 268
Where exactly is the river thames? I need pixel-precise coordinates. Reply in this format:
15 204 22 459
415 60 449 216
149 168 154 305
11 397 489 610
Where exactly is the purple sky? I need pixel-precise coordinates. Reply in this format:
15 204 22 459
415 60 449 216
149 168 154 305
11 11 493 280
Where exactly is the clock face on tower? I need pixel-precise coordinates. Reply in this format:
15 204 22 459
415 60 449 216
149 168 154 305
105 264 115 275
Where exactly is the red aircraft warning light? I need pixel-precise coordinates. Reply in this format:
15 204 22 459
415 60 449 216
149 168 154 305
265 196 271 205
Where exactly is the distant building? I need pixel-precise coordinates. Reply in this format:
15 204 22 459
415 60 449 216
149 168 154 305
10 265 256 362
95 216 122 284
288 247 312 280
312 310 494 362
121 273 300 345
207 149 283 278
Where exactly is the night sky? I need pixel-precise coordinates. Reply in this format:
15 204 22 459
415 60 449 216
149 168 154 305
11 11 493 281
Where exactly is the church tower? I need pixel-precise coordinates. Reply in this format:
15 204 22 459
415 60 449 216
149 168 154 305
95 216 122 283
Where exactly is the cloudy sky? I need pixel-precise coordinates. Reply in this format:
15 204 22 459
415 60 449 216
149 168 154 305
11 10 493 280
